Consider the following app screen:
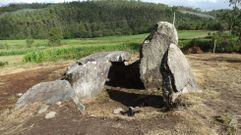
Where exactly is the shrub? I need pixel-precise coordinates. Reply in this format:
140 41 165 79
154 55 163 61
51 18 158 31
181 36 241 53
0 61 8 67
48 27 63 47
26 38 34 48
216 37 240 53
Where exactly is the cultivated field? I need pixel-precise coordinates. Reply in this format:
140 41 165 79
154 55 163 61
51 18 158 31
0 30 211 64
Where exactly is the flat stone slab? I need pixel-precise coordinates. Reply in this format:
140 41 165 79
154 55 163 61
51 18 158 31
16 51 131 111
77 51 130 64
64 51 131 110
16 80 73 109
65 51 130 98
67 59 111 98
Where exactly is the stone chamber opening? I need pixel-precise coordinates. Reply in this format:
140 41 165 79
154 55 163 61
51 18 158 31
105 61 165 109
105 60 144 89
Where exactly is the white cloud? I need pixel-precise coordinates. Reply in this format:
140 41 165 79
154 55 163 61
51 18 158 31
0 0 230 10
187 0 218 2
0 0 73 4
145 0 229 10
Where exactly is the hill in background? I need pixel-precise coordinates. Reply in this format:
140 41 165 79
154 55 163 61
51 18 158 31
0 1 222 39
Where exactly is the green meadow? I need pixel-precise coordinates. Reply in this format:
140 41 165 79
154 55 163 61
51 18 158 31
0 31 212 63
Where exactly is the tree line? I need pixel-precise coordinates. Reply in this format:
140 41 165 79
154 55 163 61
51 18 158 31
0 0 223 39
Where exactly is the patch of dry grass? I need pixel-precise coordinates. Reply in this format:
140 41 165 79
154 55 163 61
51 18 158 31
0 104 41 135
0 60 73 76
145 93 218 135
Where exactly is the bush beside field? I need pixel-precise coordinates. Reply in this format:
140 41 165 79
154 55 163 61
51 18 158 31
181 37 241 53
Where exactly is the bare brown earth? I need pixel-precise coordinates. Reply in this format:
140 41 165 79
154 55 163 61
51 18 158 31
0 53 241 135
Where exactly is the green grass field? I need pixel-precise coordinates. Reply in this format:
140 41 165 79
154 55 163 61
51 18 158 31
0 30 212 63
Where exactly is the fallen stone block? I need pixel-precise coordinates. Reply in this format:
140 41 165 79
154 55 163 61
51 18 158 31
16 80 73 109
64 51 131 110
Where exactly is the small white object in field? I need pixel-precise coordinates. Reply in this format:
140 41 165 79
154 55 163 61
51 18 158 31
45 111 56 119
16 93 23 98
56 101 62 106
113 107 124 114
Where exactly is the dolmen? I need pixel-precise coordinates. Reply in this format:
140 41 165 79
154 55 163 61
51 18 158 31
16 51 130 110
16 21 199 111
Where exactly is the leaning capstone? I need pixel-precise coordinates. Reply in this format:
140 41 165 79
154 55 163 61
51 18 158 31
65 51 130 110
140 21 178 89
16 80 73 109
67 59 111 98
76 51 130 64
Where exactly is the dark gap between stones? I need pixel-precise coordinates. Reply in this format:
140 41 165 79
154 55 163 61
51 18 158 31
105 61 145 89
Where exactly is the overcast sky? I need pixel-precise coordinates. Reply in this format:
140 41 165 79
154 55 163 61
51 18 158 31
0 0 231 11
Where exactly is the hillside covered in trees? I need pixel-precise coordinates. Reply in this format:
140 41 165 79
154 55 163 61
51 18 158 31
0 1 222 39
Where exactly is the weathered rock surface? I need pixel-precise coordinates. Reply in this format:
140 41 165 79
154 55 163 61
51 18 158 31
77 51 130 64
16 80 73 109
65 51 130 98
16 51 130 111
140 22 178 89
65 51 130 110
139 21 198 106
66 60 111 98
167 44 198 93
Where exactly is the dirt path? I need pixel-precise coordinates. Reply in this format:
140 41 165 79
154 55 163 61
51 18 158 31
0 53 241 135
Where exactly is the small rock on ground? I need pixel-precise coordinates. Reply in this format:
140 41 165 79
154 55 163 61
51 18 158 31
113 107 124 114
38 104 49 114
45 111 57 119
16 93 23 98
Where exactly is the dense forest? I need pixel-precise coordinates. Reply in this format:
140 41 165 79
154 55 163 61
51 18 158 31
0 1 223 39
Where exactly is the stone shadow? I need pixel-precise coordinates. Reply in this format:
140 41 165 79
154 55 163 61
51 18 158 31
106 89 165 108
188 56 241 63
105 60 165 109
206 56 241 63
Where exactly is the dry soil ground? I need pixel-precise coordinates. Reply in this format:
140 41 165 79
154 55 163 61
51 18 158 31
0 53 241 135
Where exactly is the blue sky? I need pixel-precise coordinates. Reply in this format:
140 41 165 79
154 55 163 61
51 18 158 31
0 0 231 11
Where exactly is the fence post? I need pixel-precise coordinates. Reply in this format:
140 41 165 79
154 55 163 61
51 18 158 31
213 39 217 53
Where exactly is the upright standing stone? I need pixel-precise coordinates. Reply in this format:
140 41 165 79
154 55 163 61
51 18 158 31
140 21 178 89
139 21 198 107
167 44 198 94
